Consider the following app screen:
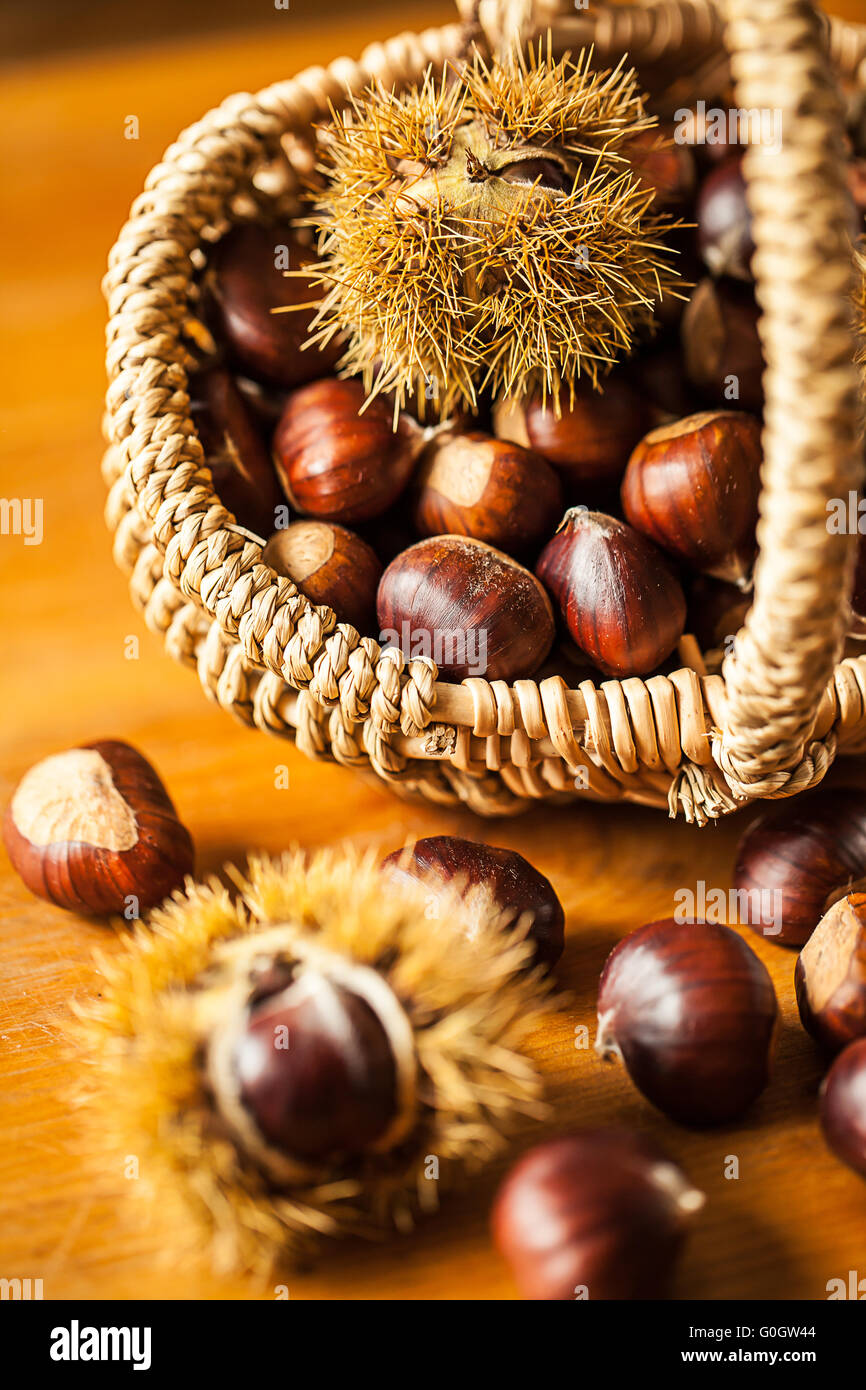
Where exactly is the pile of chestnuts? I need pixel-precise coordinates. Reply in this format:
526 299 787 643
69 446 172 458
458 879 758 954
184 119 819 691
185 102 866 691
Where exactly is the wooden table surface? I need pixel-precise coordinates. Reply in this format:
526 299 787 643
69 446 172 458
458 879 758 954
2 1 865 1302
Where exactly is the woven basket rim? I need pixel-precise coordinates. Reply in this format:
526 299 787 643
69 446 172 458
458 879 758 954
102 0 866 822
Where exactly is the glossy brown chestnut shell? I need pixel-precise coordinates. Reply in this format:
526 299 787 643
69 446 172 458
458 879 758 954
189 366 282 537
733 788 866 948
536 509 686 678
596 918 777 1126
681 276 764 414
377 535 555 683
3 740 194 915
621 410 761 585
795 892 866 1053
273 378 423 524
205 223 340 388
492 1129 704 1300
232 968 399 1163
381 836 564 971
411 432 562 557
820 1037 866 1178
262 520 381 633
493 375 652 494
628 127 697 209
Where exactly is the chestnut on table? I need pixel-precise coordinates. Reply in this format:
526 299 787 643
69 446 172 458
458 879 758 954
204 223 341 388
596 918 777 1126
2 741 193 915
821 1038 866 1178
492 1130 704 1300
795 892 866 1053
381 835 565 972
733 788 866 948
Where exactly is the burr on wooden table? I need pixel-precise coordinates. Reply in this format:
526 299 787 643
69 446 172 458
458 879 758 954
1 0 865 1300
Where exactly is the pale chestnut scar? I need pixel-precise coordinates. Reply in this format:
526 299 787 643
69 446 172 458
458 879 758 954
11 749 138 850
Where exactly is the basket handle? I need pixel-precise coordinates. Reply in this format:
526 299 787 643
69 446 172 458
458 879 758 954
474 0 864 804
710 0 863 803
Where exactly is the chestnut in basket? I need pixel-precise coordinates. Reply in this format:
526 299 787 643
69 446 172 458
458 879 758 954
273 378 425 524
493 376 651 493
3 741 194 916
696 156 754 281
626 345 702 423
621 410 761 586
189 367 282 537
687 574 751 657
681 277 764 414
411 432 562 556
628 127 696 209
820 1038 866 1178
733 789 866 948
376 536 555 683
263 521 381 633
205 223 341 389
536 509 686 678
492 1130 704 1300
382 836 564 971
596 918 777 1126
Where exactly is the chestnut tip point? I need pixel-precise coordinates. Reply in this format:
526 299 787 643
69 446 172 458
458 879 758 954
649 1161 706 1217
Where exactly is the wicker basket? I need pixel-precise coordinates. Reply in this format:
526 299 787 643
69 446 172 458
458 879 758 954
102 0 866 822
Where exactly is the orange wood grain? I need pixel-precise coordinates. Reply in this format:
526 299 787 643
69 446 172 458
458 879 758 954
1 2 866 1302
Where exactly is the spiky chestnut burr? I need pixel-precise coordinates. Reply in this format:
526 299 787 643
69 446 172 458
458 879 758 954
301 47 683 419
75 848 554 1271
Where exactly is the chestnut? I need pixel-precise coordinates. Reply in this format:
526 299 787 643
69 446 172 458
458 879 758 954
596 919 777 1126
229 966 399 1163
795 892 866 1053
696 156 754 281
376 535 555 683
681 276 764 414
626 344 702 423
493 376 652 494
262 521 381 633
411 432 562 557
733 788 866 947
628 127 696 209
381 836 564 971
205 223 340 388
492 1130 704 1300
820 1038 866 1179
3 741 194 915
273 378 425 524
189 367 282 537
687 574 751 656
536 509 686 678
621 410 761 586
